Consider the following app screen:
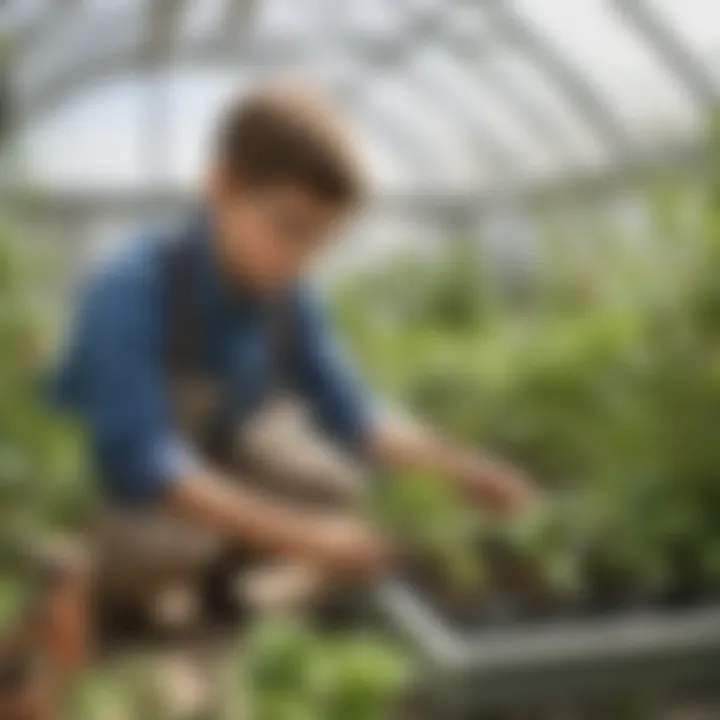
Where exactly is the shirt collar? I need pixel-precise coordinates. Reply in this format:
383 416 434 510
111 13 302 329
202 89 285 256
190 208 298 320
191 209 260 318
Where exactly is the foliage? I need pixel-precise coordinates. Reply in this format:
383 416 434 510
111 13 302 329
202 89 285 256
64 658 176 720
235 615 411 720
369 470 487 594
0 218 89 632
337 132 720 601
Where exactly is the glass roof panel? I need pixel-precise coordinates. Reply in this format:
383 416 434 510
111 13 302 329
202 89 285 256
180 0 229 45
16 2 142 114
25 79 147 189
480 52 606 168
434 1 494 53
651 0 720 85
337 0 406 42
9 0 716 198
359 71 485 192
410 45 559 178
254 0 325 43
0 0 47 33
512 0 699 146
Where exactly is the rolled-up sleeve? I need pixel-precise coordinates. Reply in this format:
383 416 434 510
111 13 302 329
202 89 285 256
67 255 198 505
290 289 375 455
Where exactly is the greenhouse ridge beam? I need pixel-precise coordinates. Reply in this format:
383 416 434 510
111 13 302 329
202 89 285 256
15 35 324 121
11 134 705 223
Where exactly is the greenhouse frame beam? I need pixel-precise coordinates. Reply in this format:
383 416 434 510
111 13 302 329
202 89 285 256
615 0 719 107
406 63 523 177
9 133 704 223
428 1 579 164
215 0 257 52
473 59 579 164
388 0 523 180
8 186 477 219
15 36 322 121
143 0 187 64
14 0 83 60
295 0 467 186
482 0 634 157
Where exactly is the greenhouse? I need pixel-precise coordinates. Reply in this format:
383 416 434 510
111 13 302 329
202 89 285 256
1 0 720 718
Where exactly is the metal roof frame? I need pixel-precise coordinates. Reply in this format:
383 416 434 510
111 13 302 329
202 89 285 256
1 0 716 201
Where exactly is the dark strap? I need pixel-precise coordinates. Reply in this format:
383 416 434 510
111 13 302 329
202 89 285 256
162 228 232 459
162 226 294 377
163 229 202 375
161 224 295 465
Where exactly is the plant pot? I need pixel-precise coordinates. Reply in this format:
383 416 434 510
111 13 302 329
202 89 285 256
0 647 50 720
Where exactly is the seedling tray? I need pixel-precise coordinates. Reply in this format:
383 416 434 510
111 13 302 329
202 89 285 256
375 579 720 716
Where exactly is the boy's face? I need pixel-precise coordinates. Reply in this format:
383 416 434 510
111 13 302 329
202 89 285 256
209 174 351 292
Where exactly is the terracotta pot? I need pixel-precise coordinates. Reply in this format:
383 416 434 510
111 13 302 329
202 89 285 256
0 649 51 720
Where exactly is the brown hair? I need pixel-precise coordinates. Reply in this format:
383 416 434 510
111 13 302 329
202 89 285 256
215 83 367 207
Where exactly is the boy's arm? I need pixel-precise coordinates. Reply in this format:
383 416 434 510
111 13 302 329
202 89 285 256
291 290 534 512
164 467 386 575
367 410 535 512
70 260 385 577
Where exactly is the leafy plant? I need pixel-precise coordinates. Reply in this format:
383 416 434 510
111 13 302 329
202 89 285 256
368 471 487 595
0 218 89 537
233 615 411 720
335 115 720 606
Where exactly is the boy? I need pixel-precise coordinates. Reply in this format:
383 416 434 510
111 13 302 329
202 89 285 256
53 84 533 615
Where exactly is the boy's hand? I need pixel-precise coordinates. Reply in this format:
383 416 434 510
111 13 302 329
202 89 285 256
458 456 537 513
299 517 390 579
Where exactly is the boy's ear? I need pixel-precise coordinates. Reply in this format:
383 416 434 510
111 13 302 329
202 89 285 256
204 166 227 206
204 164 241 207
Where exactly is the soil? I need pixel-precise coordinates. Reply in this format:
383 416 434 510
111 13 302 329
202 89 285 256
398 539 715 632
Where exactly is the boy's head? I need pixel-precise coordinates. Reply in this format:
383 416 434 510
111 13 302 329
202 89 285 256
206 83 367 291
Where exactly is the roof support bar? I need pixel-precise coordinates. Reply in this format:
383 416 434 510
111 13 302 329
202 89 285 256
214 0 256 53
15 0 83 61
144 0 187 63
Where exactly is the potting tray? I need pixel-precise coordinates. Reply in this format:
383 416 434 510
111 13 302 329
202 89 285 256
375 579 720 715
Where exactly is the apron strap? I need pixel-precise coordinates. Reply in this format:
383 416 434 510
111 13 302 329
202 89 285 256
162 226 232 460
163 228 202 375
161 222 296 466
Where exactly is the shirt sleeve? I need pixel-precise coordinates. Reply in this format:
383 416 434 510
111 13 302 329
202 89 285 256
289 288 376 455
70 253 199 505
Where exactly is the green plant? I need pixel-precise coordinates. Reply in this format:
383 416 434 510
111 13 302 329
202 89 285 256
368 471 488 595
233 615 411 720
0 218 90 537
334 116 720 604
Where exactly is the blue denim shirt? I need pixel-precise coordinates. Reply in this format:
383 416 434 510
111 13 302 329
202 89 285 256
52 217 372 505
